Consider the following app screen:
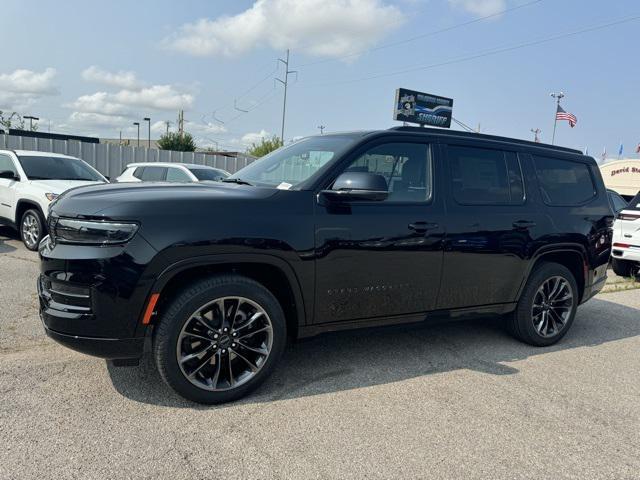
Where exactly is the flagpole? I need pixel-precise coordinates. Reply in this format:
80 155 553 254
550 92 564 145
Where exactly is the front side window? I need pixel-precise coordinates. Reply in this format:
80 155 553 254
189 168 229 181
448 146 525 205
338 142 432 202
229 135 358 188
18 155 104 182
534 155 595 206
166 167 192 183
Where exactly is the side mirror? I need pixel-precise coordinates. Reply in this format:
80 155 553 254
321 171 389 203
0 170 19 181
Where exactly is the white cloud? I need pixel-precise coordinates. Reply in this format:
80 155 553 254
448 0 506 16
67 111 130 128
163 0 404 58
0 67 58 94
81 66 141 90
241 129 272 146
67 92 130 116
113 85 194 111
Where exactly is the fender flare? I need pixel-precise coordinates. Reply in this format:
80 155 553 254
149 252 308 328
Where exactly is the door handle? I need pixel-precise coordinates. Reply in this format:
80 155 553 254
512 220 536 229
408 221 439 233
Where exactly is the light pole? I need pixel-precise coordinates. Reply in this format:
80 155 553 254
317 125 325 135
24 115 39 131
133 122 140 147
143 117 151 148
550 92 564 145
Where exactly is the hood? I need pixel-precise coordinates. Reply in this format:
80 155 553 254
51 181 278 219
29 179 105 194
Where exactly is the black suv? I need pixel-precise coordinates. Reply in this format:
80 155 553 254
38 127 613 403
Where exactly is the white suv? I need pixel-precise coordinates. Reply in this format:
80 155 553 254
116 162 230 183
0 150 107 250
611 191 640 277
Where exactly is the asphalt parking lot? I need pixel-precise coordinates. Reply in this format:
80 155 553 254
1 226 639 480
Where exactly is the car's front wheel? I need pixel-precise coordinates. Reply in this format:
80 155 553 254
153 274 287 404
508 262 578 346
20 209 45 251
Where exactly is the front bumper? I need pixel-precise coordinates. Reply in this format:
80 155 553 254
40 315 145 359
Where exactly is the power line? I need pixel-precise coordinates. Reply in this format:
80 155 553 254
298 0 543 68
300 13 640 87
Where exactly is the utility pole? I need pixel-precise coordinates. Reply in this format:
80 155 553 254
317 125 325 135
550 92 564 145
178 110 184 138
531 128 541 143
165 121 171 136
276 49 297 143
24 115 39 131
119 130 122 145
133 122 140 147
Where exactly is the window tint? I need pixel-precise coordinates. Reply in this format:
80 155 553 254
166 167 192 182
17 155 104 181
140 167 167 181
341 143 432 202
133 167 145 179
0 154 17 174
534 156 595 205
189 168 229 181
449 146 524 205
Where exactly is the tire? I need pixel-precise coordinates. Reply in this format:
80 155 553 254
153 274 287 404
508 262 578 347
611 258 636 278
20 209 45 251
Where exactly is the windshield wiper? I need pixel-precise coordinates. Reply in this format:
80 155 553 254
221 178 253 186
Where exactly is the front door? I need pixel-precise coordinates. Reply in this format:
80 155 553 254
0 153 18 222
314 140 445 324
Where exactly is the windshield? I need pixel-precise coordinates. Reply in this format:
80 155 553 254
190 167 229 181
229 135 357 188
18 155 105 182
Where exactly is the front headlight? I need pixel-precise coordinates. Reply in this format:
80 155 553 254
45 193 59 202
52 218 139 245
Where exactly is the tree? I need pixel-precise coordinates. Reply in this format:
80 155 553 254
157 131 196 152
0 111 25 131
246 136 283 158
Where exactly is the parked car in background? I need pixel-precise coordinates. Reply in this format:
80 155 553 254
116 163 230 183
39 127 613 404
611 190 640 277
607 188 628 215
0 150 107 250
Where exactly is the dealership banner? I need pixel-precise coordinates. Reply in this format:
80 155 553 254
393 88 453 128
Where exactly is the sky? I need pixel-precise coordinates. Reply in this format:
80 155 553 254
0 0 638 156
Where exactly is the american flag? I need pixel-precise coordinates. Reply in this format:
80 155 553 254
556 105 577 128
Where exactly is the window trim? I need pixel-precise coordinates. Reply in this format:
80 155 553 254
319 139 435 206
533 155 597 207
446 144 527 207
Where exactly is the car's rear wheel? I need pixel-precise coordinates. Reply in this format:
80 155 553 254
20 209 45 251
611 258 637 278
153 274 287 404
508 262 578 346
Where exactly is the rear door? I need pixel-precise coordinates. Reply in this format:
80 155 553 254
139 166 168 181
437 142 545 309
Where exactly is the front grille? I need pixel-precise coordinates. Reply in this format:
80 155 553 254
39 275 92 314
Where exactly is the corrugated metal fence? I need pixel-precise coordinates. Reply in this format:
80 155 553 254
0 133 256 179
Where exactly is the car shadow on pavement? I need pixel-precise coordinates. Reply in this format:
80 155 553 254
106 297 640 409
0 226 18 254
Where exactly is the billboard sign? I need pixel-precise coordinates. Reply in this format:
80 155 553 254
393 88 453 128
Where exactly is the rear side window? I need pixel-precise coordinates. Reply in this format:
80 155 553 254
166 167 192 182
448 146 525 205
135 166 167 181
533 156 595 206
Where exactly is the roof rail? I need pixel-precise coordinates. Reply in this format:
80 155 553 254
387 126 582 154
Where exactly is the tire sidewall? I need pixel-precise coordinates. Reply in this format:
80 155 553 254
20 209 44 251
517 263 579 346
154 277 287 404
